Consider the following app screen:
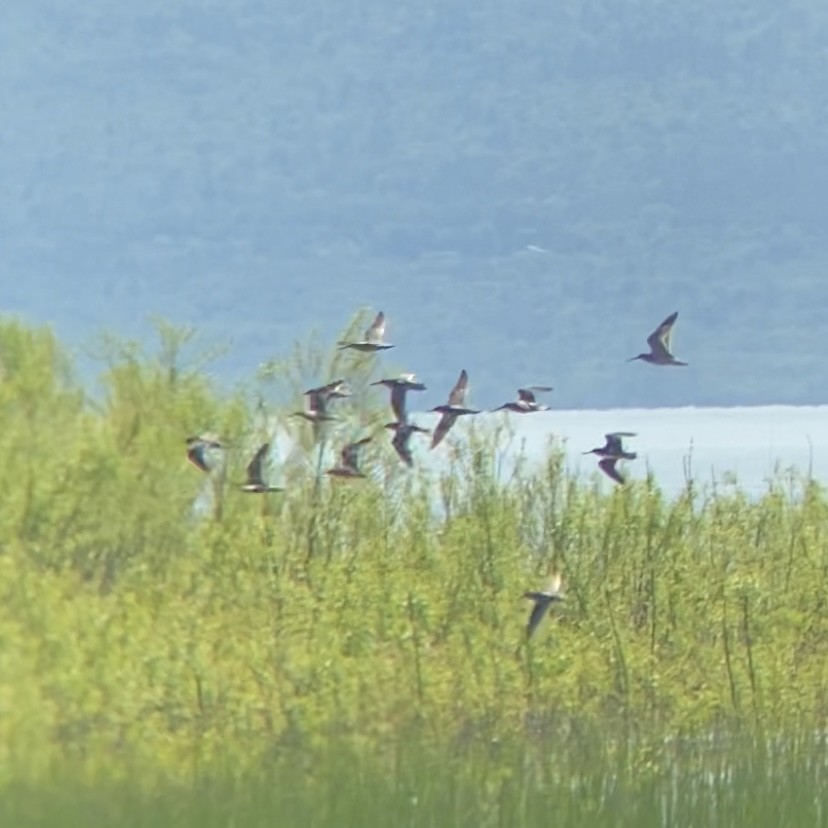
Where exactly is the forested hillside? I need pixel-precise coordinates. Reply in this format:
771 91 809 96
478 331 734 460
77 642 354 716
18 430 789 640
4 0 828 407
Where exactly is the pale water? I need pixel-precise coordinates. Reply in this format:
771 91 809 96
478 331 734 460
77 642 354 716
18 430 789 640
465 404 828 497
194 405 828 515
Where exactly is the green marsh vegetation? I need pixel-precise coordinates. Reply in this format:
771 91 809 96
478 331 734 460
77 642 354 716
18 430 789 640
2 314 828 826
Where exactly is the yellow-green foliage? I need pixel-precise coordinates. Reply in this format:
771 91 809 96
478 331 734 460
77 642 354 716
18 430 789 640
1 317 828 791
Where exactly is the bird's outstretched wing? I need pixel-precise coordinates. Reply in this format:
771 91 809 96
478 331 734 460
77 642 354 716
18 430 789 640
342 437 371 469
525 596 551 639
646 311 678 359
391 429 414 466
448 369 469 407
366 311 386 343
518 385 552 404
390 384 408 422
599 457 625 485
245 443 269 485
431 412 457 449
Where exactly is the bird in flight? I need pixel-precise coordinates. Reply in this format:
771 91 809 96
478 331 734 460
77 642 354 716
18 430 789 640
430 369 479 449
584 432 637 485
628 311 688 366
326 437 372 478
338 311 394 353
186 435 222 473
239 443 284 493
371 373 427 422
292 379 350 441
385 421 430 467
292 379 350 422
492 386 553 413
524 573 565 639
583 432 637 459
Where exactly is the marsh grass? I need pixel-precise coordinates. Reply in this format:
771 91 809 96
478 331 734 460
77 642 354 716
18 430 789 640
2 318 828 825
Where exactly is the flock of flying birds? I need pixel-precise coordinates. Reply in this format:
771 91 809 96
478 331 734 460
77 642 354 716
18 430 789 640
185 308 688 638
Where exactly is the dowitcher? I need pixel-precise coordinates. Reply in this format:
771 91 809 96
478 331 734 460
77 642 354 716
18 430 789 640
583 432 637 459
628 311 688 366
326 437 372 478
385 421 430 467
584 432 637 485
239 442 284 493
371 373 427 422
492 386 553 413
524 573 565 639
291 379 350 424
338 311 394 353
186 435 222 473
430 369 480 449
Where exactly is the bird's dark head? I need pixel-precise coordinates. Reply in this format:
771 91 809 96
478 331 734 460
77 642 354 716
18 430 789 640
627 353 648 362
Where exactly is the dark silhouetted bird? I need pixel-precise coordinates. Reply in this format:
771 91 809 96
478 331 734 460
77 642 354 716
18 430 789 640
338 311 394 352
431 369 479 449
628 311 687 366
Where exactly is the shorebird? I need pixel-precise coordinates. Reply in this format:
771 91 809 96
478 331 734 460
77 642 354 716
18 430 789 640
583 432 637 459
492 386 553 413
186 435 222 473
371 373 427 422
628 311 687 366
524 573 565 639
430 369 480 449
239 443 284 493
385 421 430 467
338 311 394 353
584 433 637 485
326 437 372 478
291 379 350 424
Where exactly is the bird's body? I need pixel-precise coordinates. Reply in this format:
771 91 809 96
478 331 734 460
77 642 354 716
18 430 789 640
431 369 479 449
338 311 394 352
186 435 222 473
327 437 372 478
371 373 427 422
239 443 284 493
524 574 565 639
385 421 430 466
583 432 637 459
310 378 350 401
628 311 688 366
493 386 553 413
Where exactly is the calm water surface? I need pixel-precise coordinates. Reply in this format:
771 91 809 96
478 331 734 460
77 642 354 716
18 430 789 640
248 405 828 507
417 404 828 497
